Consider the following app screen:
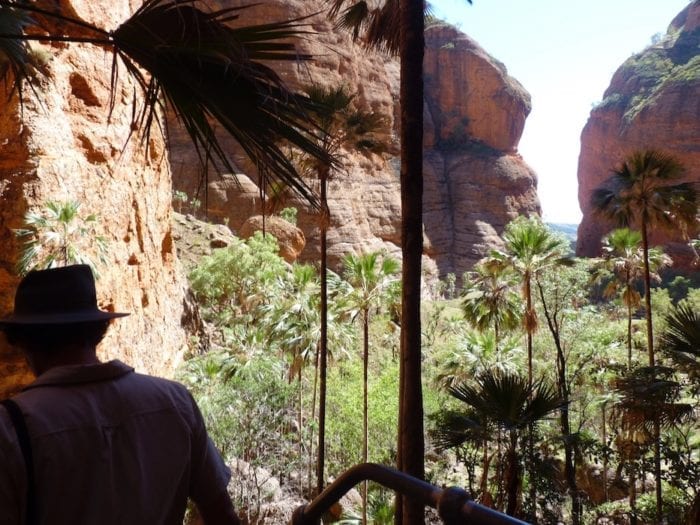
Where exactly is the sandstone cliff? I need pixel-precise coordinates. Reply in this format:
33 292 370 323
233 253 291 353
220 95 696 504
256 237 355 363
0 1 188 397
577 1 700 265
169 2 540 281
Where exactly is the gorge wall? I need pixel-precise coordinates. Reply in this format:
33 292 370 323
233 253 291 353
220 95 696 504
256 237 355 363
0 0 189 398
169 1 540 281
577 1 700 266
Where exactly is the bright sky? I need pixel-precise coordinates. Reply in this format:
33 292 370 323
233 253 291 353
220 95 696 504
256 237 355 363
430 0 693 224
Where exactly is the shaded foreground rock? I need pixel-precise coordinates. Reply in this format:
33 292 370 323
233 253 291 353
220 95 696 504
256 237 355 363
0 0 188 397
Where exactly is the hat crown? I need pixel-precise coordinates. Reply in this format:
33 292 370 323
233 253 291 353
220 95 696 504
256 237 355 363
15 265 99 316
0 265 129 325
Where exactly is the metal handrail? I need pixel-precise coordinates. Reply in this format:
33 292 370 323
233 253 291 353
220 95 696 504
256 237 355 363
290 462 529 525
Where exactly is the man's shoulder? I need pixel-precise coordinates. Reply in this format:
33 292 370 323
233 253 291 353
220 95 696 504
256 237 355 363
126 371 194 405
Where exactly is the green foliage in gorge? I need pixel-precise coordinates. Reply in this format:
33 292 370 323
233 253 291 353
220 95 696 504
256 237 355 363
189 232 287 336
179 212 700 524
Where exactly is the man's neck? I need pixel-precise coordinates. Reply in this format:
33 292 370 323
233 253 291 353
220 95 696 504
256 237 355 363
27 346 100 376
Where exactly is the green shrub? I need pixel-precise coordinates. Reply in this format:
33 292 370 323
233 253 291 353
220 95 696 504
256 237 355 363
636 487 691 525
279 207 298 225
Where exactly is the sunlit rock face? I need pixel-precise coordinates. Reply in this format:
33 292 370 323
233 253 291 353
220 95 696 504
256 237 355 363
577 2 700 268
168 2 540 282
0 0 188 398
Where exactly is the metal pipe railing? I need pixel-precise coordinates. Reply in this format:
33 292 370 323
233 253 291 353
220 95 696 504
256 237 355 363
290 462 529 525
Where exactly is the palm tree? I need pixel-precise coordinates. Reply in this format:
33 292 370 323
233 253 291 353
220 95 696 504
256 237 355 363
461 257 522 351
591 150 697 368
489 215 570 520
14 200 107 275
490 216 571 389
613 365 694 524
0 0 332 203
434 331 523 388
343 251 399 525
301 84 388 495
592 149 698 521
593 228 671 369
659 303 700 525
432 370 563 517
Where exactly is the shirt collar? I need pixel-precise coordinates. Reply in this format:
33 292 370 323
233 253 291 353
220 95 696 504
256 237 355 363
23 360 134 390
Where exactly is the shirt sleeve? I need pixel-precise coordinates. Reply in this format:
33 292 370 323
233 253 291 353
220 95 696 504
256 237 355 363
186 392 232 507
0 409 24 525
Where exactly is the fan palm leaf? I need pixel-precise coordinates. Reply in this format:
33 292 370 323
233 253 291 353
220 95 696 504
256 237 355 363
0 2 37 97
661 303 700 380
0 0 333 205
326 0 473 53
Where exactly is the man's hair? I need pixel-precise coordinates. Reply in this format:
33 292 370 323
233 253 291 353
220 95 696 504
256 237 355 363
3 320 111 350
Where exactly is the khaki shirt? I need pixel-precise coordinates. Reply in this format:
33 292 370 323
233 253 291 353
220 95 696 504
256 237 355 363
0 360 230 524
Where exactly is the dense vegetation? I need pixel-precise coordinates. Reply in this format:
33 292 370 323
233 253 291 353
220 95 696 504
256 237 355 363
176 213 700 525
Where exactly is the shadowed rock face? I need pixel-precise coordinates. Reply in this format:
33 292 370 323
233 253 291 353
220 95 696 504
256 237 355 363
169 2 540 282
0 0 188 397
577 2 700 267
423 24 540 276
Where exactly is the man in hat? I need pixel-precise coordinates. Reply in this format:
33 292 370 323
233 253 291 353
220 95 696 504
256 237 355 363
0 265 240 524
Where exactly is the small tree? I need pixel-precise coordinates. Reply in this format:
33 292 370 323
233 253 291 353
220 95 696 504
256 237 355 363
462 257 522 352
432 370 563 518
15 200 107 276
592 228 671 369
342 251 399 525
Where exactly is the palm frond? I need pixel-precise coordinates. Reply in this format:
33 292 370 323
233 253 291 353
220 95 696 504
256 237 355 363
661 303 700 377
1 1 334 206
430 409 485 451
111 1 331 206
0 2 40 100
591 149 698 235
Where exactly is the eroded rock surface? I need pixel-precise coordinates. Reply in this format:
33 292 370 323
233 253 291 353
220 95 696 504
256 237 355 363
169 2 540 281
0 0 188 397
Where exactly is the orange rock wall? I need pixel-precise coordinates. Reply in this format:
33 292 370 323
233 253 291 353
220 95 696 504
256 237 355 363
0 0 188 397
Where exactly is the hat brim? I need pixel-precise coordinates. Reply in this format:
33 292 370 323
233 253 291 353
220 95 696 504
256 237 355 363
0 311 129 327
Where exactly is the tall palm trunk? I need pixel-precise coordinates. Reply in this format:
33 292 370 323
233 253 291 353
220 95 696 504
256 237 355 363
524 273 536 522
308 346 320 491
480 437 491 503
497 429 505 511
602 404 608 503
298 367 304 495
630 463 638 525
640 222 654 367
397 0 425 523
524 274 534 390
362 309 370 525
640 222 663 522
625 269 633 369
505 433 520 517
316 168 330 495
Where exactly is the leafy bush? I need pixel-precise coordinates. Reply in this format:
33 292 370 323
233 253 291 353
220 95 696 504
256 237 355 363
179 352 301 521
189 232 287 334
635 487 691 525
279 207 298 225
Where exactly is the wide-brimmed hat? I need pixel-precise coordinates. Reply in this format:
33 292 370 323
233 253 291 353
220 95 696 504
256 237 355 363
0 265 129 326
